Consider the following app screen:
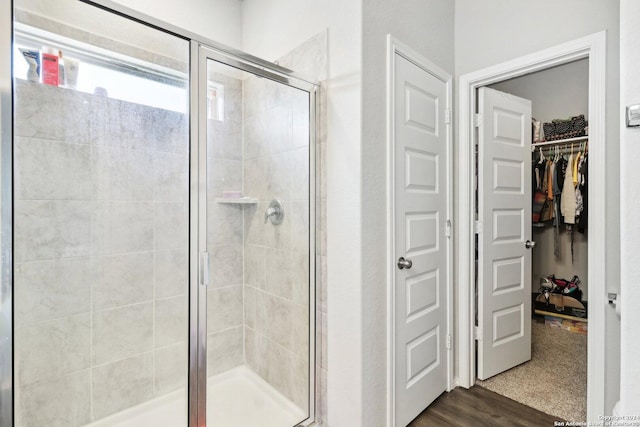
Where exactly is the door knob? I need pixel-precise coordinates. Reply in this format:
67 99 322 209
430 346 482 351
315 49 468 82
397 257 412 270
525 240 536 249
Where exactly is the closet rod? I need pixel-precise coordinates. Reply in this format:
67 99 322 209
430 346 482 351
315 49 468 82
531 136 588 151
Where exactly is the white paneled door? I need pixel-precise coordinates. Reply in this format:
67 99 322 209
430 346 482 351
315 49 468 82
477 87 532 380
392 52 450 426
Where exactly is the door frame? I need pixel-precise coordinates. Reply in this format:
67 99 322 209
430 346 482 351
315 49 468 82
386 34 454 427
456 32 607 421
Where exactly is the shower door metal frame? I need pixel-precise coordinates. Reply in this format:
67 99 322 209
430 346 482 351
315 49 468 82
197 43 318 427
1 0 319 424
0 0 13 426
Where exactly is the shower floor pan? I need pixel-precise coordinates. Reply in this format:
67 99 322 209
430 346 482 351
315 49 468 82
87 365 306 427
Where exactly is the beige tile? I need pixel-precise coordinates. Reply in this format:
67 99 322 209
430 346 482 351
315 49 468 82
267 153 292 201
317 368 328 425
316 255 328 314
207 202 243 247
154 201 188 251
207 285 243 333
278 30 328 81
92 353 153 420
89 96 120 146
153 150 189 202
116 102 153 151
290 354 309 412
244 244 267 289
14 80 92 144
266 248 294 300
265 294 293 349
208 125 242 161
289 201 310 253
90 94 187 154
14 258 90 324
244 327 258 373
290 148 310 202
93 252 153 310
154 344 188 396
16 314 90 386
144 108 189 154
292 251 311 308
244 327 266 378
14 200 91 262
243 76 291 119
243 203 265 246
244 285 257 330
155 295 188 348
92 201 154 256
18 371 91 427
320 311 328 370
254 290 268 336
208 159 243 200
243 158 269 201
209 244 243 287
207 326 243 376
15 137 92 201
155 249 188 299
292 92 311 150
318 202 327 256
93 302 153 365
92 144 154 201
291 305 309 358
317 142 327 200
243 114 269 160
265 339 292 399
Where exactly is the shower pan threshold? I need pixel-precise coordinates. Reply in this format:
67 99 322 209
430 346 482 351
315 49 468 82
208 365 306 427
84 365 306 427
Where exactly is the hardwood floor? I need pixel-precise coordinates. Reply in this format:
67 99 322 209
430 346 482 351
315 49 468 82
408 386 561 427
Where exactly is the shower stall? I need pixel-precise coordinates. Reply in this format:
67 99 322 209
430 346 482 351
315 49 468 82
1 1 317 426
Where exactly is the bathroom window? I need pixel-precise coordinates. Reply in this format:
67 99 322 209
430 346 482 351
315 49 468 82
13 22 188 112
207 82 225 121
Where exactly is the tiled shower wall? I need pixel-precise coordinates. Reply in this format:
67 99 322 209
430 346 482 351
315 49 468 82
242 31 328 422
13 80 189 426
242 74 311 411
13 30 328 427
205 72 246 376
278 31 328 425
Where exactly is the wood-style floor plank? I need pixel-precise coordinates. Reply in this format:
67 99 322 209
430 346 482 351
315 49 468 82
408 386 562 427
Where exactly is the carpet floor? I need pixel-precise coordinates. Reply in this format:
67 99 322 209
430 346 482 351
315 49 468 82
476 318 587 422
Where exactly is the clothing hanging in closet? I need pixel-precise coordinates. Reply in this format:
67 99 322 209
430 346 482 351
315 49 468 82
531 143 589 260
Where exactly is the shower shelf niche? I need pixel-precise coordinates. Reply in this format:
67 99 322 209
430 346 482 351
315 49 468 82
215 197 258 205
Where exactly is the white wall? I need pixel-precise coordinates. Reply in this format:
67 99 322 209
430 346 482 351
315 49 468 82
619 0 640 414
241 0 328 61
455 0 621 413
109 0 243 49
16 0 242 59
360 0 455 424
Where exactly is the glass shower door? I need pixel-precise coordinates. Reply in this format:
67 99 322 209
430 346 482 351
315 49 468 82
200 50 315 427
12 2 191 426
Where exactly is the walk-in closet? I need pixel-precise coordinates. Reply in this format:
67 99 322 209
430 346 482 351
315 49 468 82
475 58 589 421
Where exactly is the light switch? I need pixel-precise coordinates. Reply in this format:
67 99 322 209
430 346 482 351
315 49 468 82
627 105 640 127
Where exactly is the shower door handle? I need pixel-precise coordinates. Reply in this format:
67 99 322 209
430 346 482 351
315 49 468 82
200 252 210 286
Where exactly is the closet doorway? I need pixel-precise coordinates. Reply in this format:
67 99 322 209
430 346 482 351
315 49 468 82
456 32 608 422
475 60 589 421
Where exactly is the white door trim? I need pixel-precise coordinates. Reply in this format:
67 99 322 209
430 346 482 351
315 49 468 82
386 34 454 427
456 31 607 421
